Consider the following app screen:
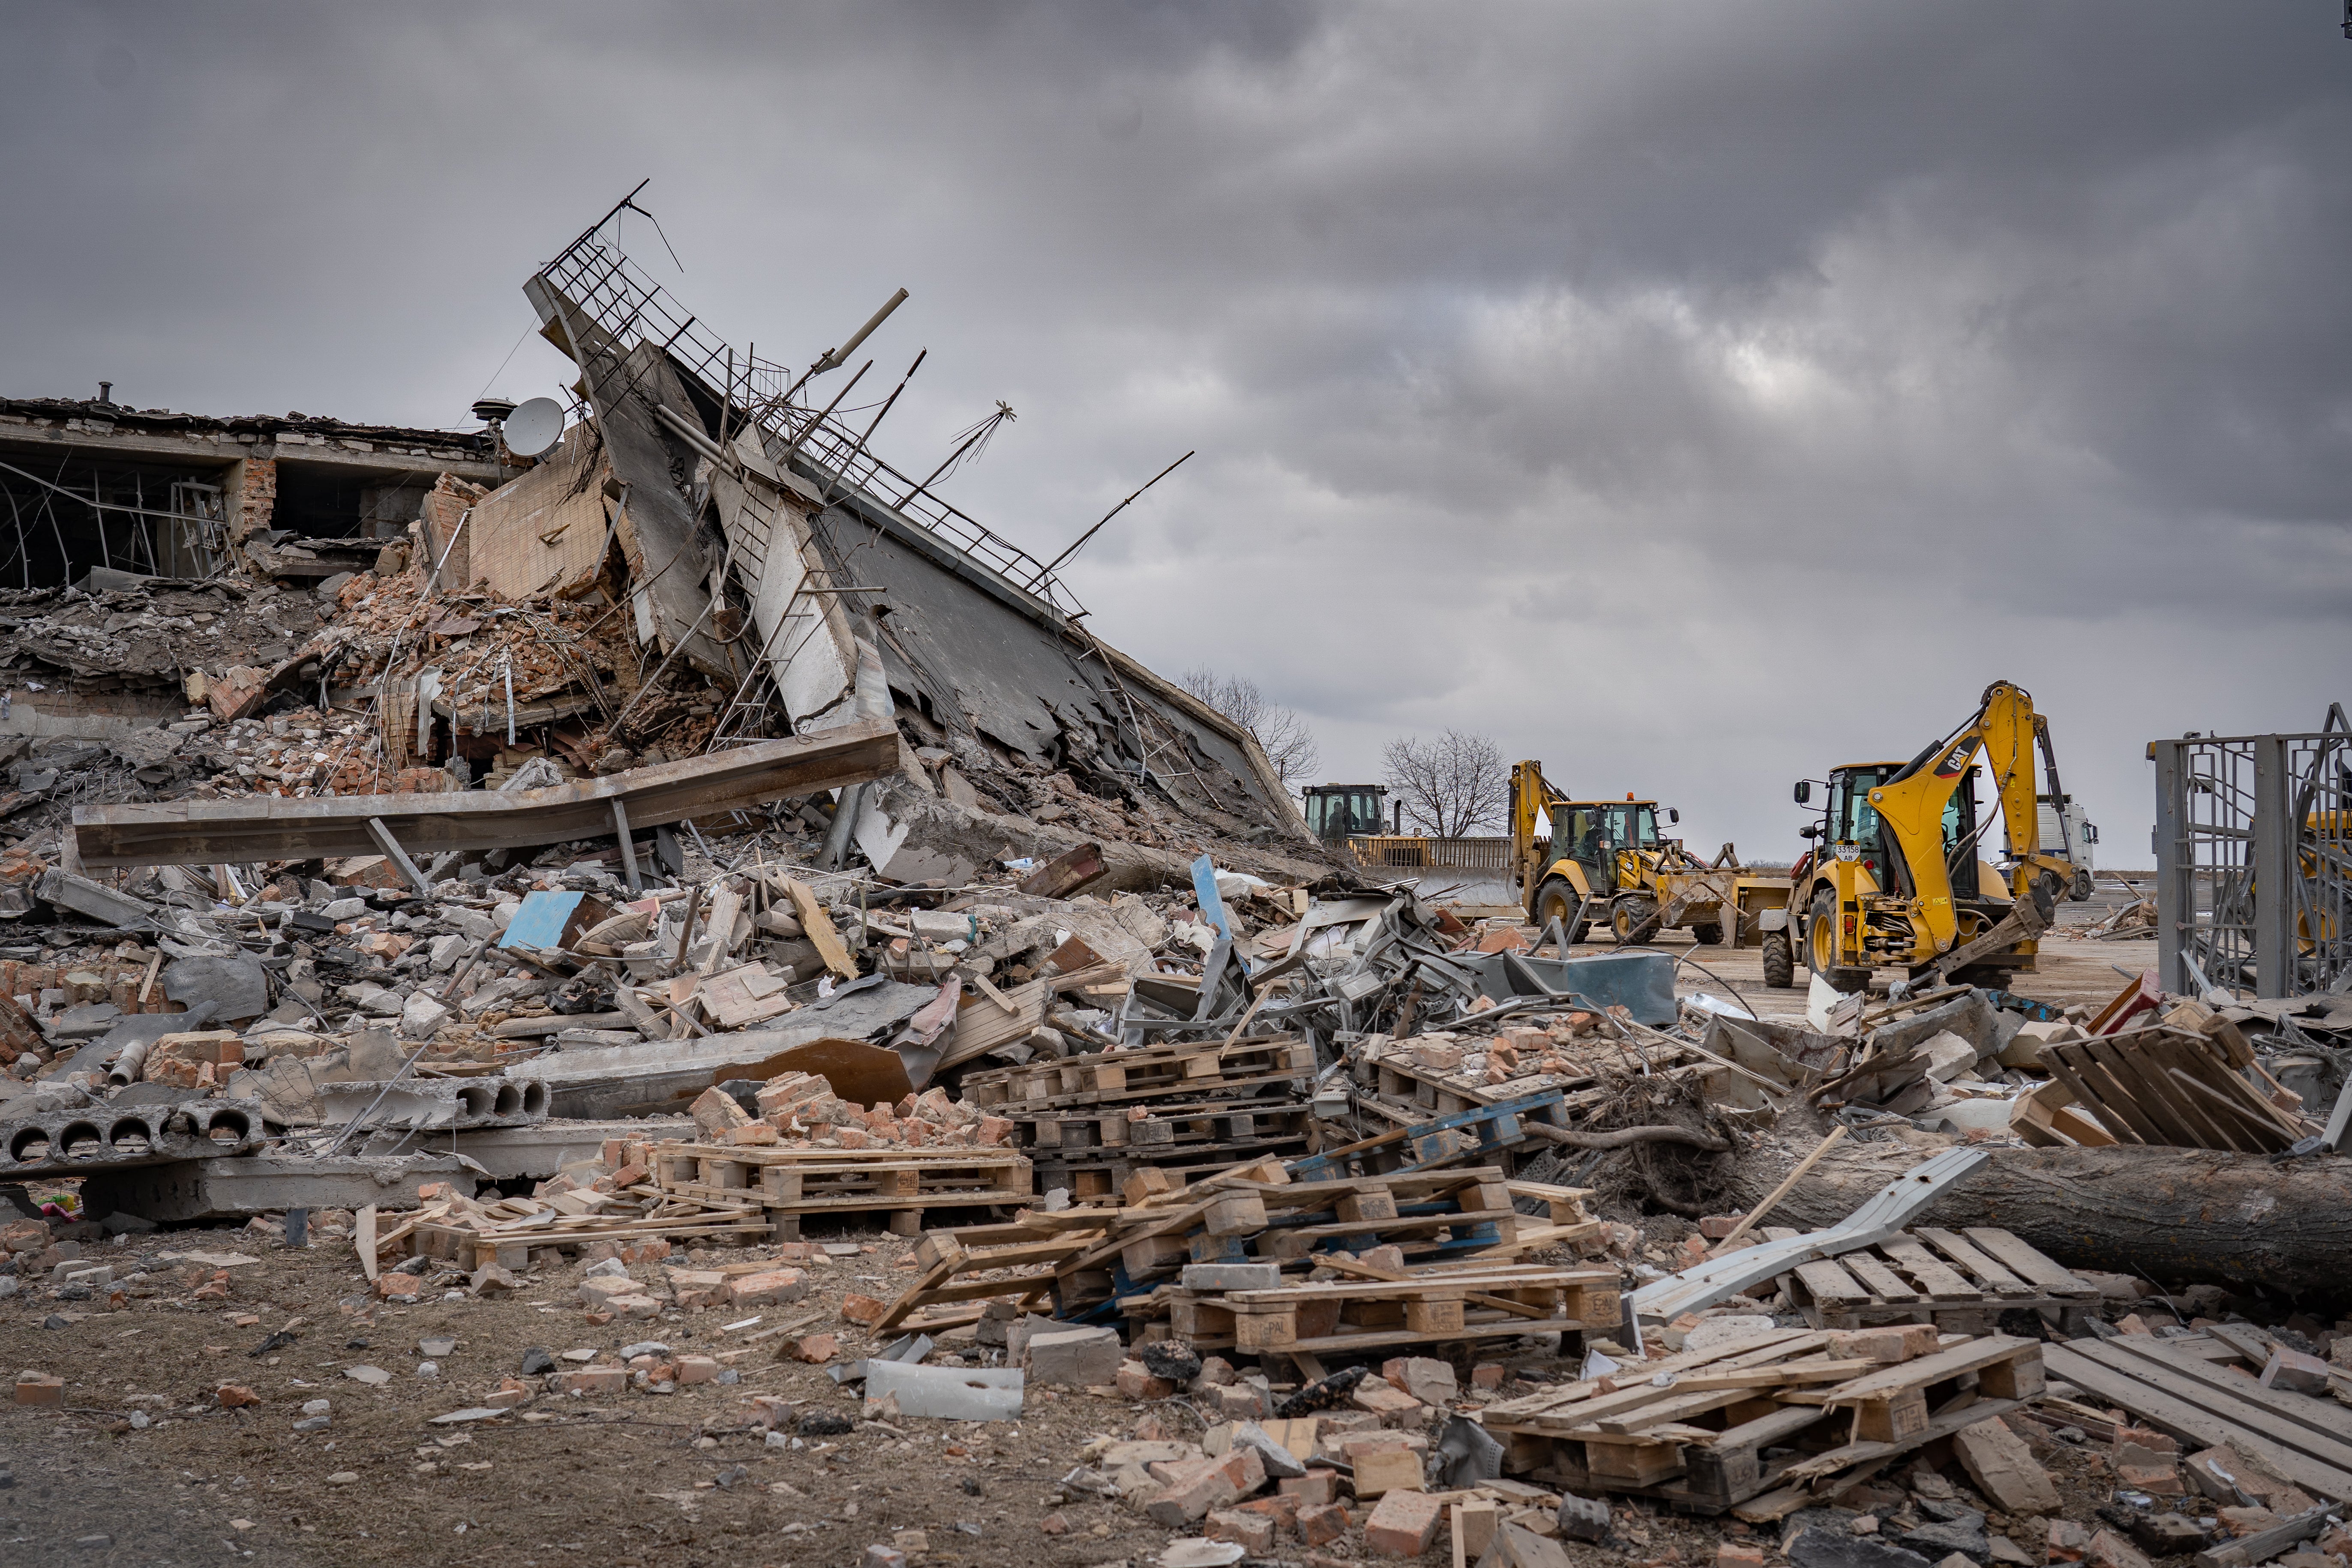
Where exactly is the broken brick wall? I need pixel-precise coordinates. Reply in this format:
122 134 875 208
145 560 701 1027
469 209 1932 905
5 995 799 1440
225 455 277 551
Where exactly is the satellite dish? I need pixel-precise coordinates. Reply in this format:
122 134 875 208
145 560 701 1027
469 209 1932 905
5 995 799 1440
502 397 564 458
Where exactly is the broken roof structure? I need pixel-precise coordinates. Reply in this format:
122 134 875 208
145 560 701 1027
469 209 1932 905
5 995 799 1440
516 203 1312 882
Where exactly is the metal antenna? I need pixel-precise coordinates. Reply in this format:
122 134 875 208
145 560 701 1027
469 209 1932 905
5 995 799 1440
783 288 909 402
1030 450 1194 585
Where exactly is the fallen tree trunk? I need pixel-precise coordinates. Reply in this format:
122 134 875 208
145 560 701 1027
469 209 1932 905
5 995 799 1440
1722 1138 2352 1295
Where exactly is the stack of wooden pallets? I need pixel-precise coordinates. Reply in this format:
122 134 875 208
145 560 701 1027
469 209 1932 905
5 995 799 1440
641 1141 1032 1239
868 1158 1529 1333
1479 1326 2046 1519
957 1035 1317 1196
1132 1260 1622 1361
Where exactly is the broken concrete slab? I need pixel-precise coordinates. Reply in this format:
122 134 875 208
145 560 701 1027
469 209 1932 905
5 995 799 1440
159 952 270 1023
34 868 156 928
863 1360 1023 1421
0 1096 261 1176
513 983 939 1118
376 1117 696 1182
309 1074 549 1132
79 1151 469 1223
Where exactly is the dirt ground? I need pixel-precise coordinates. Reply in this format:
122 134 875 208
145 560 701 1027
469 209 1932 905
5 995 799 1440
1558 923 2159 1025
0 1214 2139 1568
0 1220 1213 1568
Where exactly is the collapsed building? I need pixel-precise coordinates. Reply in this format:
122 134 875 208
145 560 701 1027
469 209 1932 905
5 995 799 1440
0 396 509 740
9 199 2352 1568
0 202 1320 895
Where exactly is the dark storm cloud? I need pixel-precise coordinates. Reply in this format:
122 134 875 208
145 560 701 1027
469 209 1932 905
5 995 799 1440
1 1 2346 856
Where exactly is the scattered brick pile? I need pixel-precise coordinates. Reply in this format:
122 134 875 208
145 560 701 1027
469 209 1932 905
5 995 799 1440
685 1075 1015 1150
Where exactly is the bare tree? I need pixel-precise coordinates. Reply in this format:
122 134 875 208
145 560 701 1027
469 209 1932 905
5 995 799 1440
1179 667 1320 786
1383 729 1508 837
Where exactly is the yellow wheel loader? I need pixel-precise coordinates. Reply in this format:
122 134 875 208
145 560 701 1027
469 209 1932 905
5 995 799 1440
1778 680 2094 993
1509 762 1791 949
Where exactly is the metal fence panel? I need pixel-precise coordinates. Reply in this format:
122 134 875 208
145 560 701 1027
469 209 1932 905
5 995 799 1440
2151 706 2350 998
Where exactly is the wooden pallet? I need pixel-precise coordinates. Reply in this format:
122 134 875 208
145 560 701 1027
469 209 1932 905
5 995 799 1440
1290 1088 1570 1182
960 1037 1315 1110
1141 1264 1620 1355
870 1162 1524 1331
1359 1037 1710 1115
2040 1024 2307 1153
646 1142 1031 1239
1775 1225 2099 1335
2044 1332 2352 1502
1019 1100 1315 1154
1034 1132 1317 1201
386 1189 774 1273
1480 1328 2042 1517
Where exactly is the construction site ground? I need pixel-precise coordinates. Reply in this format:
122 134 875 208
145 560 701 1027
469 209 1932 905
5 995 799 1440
1625 929 2165 1023
0 1206 2135 1568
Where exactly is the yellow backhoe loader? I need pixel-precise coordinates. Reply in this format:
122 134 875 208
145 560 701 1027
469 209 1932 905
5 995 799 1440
1777 679 2094 992
1510 762 1791 948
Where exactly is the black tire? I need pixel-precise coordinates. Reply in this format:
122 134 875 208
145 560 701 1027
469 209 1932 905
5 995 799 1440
1806 888 1869 993
1611 898 1661 946
1533 877 1582 938
1761 931 1795 989
1691 923 1724 946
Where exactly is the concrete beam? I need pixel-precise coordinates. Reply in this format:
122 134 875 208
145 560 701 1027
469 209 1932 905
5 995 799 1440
74 716 900 868
79 1151 468 1223
372 1116 696 1181
313 1076 550 1132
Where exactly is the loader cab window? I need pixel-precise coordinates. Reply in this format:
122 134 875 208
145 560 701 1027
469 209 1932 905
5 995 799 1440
1302 784 1387 842
1944 773 1984 896
1941 789 1968 857
1599 803 1658 853
1830 770 1886 851
1559 808 1602 865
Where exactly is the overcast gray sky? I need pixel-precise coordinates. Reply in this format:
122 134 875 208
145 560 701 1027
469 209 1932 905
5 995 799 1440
5 2 2349 863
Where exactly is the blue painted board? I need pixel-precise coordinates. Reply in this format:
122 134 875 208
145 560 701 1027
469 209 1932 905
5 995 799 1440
499 889 588 950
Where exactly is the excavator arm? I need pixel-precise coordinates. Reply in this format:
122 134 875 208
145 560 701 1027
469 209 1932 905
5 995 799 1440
1511 760 1559 906
1510 760 1593 913
1864 680 2076 958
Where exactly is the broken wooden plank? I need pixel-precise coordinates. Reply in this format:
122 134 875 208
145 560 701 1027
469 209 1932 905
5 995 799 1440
1017 840 1107 899
2044 1342 2352 1501
780 877 857 982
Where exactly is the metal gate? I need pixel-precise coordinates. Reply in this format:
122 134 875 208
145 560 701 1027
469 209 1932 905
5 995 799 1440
2151 704 2351 998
